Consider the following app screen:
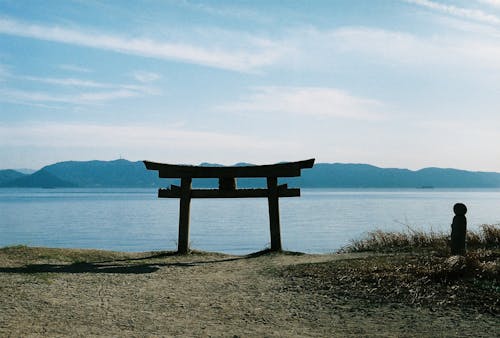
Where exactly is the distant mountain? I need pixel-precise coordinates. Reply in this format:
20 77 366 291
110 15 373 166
286 163 500 188
199 162 224 167
14 168 37 175
42 159 163 187
1 160 500 188
1 168 75 188
0 169 26 185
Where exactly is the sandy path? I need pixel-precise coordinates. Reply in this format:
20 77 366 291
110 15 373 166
0 249 496 337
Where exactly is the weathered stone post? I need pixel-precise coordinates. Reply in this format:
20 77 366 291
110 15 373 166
450 203 467 255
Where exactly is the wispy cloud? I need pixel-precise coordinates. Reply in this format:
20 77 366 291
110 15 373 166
405 0 500 25
217 86 385 120
0 122 293 159
0 88 141 105
0 17 284 72
1 71 160 106
0 121 308 167
177 0 268 21
478 0 500 9
15 74 158 93
292 26 500 70
17 75 111 88
330 27 446 66
131 71 161 83
58 64 92 73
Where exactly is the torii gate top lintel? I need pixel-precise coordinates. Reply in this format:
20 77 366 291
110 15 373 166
144 158 315 178
144 158 315 253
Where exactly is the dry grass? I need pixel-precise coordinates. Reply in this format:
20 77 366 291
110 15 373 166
280 251 499 315
281 224 500 318
343 224 500 253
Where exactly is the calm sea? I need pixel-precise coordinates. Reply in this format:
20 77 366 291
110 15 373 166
0 188 499 254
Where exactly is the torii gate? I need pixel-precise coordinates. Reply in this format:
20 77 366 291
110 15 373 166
144 159 315 254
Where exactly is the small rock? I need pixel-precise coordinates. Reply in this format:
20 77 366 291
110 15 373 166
444 255 466 271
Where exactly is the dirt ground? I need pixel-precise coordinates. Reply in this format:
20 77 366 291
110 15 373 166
0 247 497 337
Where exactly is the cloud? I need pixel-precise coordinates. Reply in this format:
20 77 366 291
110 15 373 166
131 71 161 83
17 75 111 88
0 123 224 146
0 121 311 167
0 72 159 106
0 88 141 105
331 27 431 64
217 86 385 120
0 122 292 156
0 17 284 72
15 74 158 93
177 0 267 22
478 0 500 8
292 26 500 71
405 0 500 25
58 64 92 73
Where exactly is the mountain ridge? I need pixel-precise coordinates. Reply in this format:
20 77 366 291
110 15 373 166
0 169 27 185
1 168 76 188
1 159 500 188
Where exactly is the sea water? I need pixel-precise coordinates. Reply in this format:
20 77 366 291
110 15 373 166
0 188 499 254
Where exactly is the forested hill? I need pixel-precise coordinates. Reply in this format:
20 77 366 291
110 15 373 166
288 163 500 188
0 169 26 185
40 159 162 188
1 160 500 188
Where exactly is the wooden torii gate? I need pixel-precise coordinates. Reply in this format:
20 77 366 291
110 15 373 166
144 159 315 254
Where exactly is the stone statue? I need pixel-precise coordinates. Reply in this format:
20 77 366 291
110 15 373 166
450 203 467 255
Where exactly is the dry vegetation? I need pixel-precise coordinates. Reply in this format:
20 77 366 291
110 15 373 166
0 225 498 337
281 251 498 314
343 224 499 253
281 224 499 318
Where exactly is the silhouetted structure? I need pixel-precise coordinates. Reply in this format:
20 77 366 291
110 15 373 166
144 159 315 254
451 203 467 255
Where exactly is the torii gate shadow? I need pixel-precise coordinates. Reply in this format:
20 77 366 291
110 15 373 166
0 249 305 275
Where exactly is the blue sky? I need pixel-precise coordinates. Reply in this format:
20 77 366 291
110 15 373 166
1 0 499 171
